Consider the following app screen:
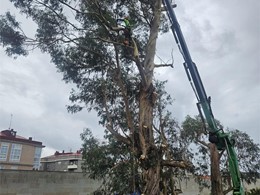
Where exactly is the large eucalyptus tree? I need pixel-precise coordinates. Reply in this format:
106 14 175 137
0 0 191 194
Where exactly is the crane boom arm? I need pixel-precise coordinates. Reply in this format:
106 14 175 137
162 1 244 194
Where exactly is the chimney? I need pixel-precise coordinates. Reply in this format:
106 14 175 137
10 129 17 137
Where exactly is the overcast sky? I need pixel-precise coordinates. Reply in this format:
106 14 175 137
0 0 259 157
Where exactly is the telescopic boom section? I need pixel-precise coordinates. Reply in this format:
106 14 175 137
162 0 244 194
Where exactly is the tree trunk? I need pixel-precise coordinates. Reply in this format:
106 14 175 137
137 1 162 194
209 143 223 195
138 85 160 194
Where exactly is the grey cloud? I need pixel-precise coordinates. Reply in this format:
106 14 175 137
0 0 259 157
156 0 259 144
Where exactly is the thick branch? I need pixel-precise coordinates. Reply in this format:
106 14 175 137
143 0 162 86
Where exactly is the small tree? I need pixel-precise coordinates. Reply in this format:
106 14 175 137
181 115 260 195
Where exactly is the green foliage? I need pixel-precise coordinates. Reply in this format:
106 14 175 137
0 12 27 57
228 129 260 184
181 115 206 142
181 115 211 185
0 0 170 131
246 188 260 195
80 128 139 194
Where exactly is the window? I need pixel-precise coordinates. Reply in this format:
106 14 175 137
0 142 9 161
10 144 22 162
33 147 42 170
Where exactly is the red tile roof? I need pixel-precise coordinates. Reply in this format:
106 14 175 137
0 129 45 147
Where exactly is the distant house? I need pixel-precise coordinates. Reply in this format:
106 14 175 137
41 150 83 172
0 129 45 170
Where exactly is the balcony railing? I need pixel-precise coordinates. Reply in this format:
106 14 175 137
67 164 77 169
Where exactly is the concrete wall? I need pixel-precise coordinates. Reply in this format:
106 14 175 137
0 170 100 195
0 170 259 195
